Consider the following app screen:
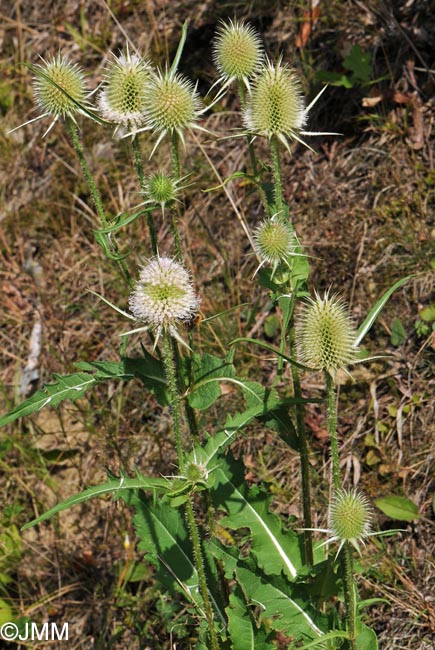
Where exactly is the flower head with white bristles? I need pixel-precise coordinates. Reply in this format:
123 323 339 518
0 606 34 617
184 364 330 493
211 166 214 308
98 49 152 133
129 256 200 347
252 216 298 279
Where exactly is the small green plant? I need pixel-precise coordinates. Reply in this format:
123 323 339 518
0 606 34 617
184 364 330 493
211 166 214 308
4 18 412 650
316 44 372 88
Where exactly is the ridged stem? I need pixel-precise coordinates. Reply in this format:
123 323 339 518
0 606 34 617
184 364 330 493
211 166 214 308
66 117 132 287
169 132 183 261
270 134 284 216
131 135 158 255
289 325 313 566
343 542 357 650
161 332 219 650
237 81 269 214
325 371 341 491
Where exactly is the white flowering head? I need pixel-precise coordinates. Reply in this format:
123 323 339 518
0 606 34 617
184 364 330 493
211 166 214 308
328 489 373 555
98 50 152 131
143 69 201 146
129 256 200 341
297 291 358 375
213 19 263 87
253 218 296 278
244 60 306 150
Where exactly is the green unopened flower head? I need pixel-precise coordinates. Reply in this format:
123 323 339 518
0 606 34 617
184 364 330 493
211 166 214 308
129 256 200 345
243 60 306 152
143 69 202 153
98 50 151 131
146 171 179 207
28 54 88 135
213 19 263 88
253 217 296 278
328 489 373 555
297 291 358 374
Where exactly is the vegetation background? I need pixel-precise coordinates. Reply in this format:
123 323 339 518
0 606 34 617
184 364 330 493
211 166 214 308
0 0 434 648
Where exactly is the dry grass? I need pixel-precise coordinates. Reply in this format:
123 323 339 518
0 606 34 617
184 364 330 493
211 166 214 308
1 1 434 648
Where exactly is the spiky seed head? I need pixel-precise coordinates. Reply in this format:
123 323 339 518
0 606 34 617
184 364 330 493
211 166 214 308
144 70 201 135
185 461 208 484
98 51 151 129
243 60 306 141
146 171 178 207
253 219 296 267
129 256 200 333
328 489 373 553
297 292 358 373
33 54 87 118
213 19 263 83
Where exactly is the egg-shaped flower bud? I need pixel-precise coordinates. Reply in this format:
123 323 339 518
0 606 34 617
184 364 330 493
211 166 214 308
146 171 178 207
213 19 263 86
253 218 296 278
33 54 87 119
297 292 358 374
144 69 201 141
98 50 151 130
328 489 373 554
129 256 200 336
244 60 306 149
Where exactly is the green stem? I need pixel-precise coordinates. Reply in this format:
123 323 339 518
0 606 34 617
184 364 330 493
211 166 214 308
270 134 284 217
289 325 313 566
169 132 183 261
237 81 269 214
161 332 185 471
185 499 220 650
325 371 341 491
66 118 132 287
131 135 158 255
161 332 219 649
343 542 357 650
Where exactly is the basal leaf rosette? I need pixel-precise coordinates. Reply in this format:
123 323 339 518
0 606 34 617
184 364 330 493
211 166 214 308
98 50 152 132
129 256 200 346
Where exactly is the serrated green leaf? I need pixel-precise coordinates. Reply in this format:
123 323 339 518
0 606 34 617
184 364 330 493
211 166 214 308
236 562 326 641
187 352 235 410
22 475 169 530
227 585 275 650
374 495 420 521
211 453 302 580
343 45 371 83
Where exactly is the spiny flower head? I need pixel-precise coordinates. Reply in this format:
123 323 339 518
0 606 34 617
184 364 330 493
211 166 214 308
28 54 88 135
129 256 200 342
253 217 297 278
143 68 202 150
98 50 152 131
145 171 180 208
213 19 263 87
243 60 306 151
328 489 373 555
297 291 358 374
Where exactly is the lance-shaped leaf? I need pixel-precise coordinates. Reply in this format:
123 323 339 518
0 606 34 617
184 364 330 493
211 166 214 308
186 351 235 410
123 491 227 628
355 276 412 346
211 453 303 580
236 562 326 642
22 474 169 529
227 585 275 650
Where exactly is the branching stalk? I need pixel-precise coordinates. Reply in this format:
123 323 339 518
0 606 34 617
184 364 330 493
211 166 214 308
343 542 358 650
66 117 132 287
131 135 158 255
